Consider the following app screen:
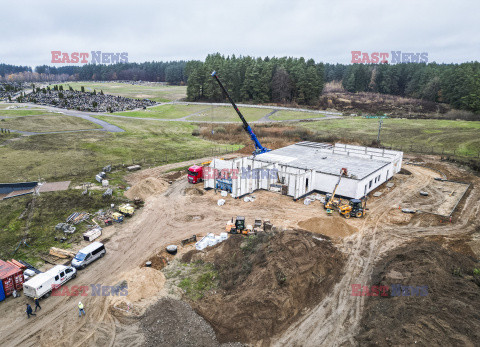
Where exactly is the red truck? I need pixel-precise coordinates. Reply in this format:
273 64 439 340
187 165 204 184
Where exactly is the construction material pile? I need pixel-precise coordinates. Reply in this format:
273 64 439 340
124 177 169 200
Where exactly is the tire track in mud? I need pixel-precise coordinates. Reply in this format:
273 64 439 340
273 165 443 346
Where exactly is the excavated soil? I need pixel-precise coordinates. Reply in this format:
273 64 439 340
184 230 345 344
298 216 357 240
184 187 205 195
356 240 480 346
124 177 169 200
140 298 244 347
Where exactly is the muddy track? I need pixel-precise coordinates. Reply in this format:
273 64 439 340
272 165 466 346
0 161 477 347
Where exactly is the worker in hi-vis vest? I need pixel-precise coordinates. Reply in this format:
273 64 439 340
78 301 86 317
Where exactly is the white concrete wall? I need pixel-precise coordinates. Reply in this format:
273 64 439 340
207 143 402 199
313 172 359 198
356 162 394 198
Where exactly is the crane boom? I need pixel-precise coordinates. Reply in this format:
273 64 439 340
211 71 269 155
325 168 348 209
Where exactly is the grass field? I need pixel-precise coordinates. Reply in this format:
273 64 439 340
302 118 480 157
0 114 102 132
189 105 272 122
0 109 59 118
0 190 128 264
113 104 208 119
270 110 325 121
0 104 29 109
55 82 187 102
0 116 238 183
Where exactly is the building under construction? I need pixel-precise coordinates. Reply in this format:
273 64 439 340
205 141 403 199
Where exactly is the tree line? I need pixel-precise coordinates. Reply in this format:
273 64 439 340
0 63 32 76
325 62 480 113
185 53 324 105
34 61 187 84
2 56 480 112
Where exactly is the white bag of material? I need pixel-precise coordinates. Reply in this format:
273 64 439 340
102 179 109 187
217 199 225 206
24 269 36 277
220 232 228 240
220 190 228 197
215 235 222 242
207 233 215 239
195 241 207 251
208 238 216 247
304 198 312 205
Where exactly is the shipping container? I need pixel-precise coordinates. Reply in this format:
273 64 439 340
0 282 5 302
0 260 24 297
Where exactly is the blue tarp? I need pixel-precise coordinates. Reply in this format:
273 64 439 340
0 282 5 302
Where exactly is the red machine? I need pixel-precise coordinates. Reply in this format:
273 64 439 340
187 165 204 184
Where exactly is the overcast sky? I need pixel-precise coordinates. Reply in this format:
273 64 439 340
1 0 479 67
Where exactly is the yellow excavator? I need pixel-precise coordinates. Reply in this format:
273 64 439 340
324 168 348 212
338 198 367 218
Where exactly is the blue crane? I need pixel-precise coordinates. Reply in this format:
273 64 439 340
211 71 270 156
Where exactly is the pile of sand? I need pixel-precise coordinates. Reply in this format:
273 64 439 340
298 216 357 239
109 267 166 315
124 177 169 200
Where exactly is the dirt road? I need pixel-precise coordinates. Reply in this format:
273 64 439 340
272 164 480 346
0 159 477 347
0 164 348 346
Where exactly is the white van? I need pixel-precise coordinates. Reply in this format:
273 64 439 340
23 265 77 298
71 242 106 269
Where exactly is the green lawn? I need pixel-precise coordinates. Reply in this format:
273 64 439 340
0 109 57 118
0 103 29 110
0 189 128 265
0 117 238 183
302 117 480 157
0 114 101 132
270 110 325 121
189 105 272 122
55 82 187 102
112 104 208 119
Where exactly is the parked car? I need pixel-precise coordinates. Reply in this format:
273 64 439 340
71 242 106 270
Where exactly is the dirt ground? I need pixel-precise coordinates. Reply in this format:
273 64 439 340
140 298 244 347
181 230 345 345
0 154 478 347
356 240 480 346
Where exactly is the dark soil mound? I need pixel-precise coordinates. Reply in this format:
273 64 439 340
189 230 345 344
140 297 243 347
356 240 480 346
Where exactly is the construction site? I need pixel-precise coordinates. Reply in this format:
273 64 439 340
0 72 479 347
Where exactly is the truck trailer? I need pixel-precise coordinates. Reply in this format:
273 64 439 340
23 265 76 299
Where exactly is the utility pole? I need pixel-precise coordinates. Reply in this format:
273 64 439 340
376 119 383 145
